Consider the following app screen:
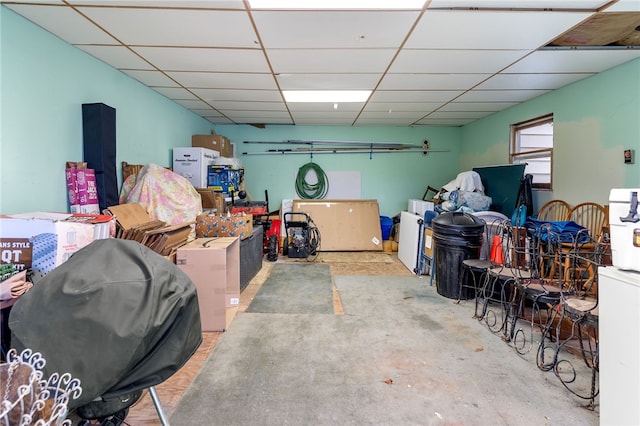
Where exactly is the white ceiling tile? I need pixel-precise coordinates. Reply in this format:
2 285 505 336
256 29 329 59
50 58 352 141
276 73 381 90
191 89 283 102
426 110 494 119
293 117 358 125
407 10 592 49
151 87 199 100
505 49 640 73
439 102 518 111
379 74 490 90
173 99 214 109
357 110 426 121
75 45 155 70
121 69 179 86
253 10 420 48
132 47 270 72
390 49 530 74
267 49 397 73
475 72 595 90
363 102 444 112
76 7 256 47
5 4 118 44
67 1 244 7
6 0 637 128
427 1 608 9
191 108 225 115
166 72 277 89
207 101 287 111
455 89 552 102
602 0 640 11
354 118 418 126
223 111 293 120
6 0 63 3
415 119 475 126
370 90 464 102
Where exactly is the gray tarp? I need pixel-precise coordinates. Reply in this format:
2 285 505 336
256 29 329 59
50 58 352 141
9 238 202 409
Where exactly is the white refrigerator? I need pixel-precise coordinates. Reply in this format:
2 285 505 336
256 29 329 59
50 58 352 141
599 265 640 425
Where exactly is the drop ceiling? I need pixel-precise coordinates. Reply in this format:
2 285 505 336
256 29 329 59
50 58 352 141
3 0 640 127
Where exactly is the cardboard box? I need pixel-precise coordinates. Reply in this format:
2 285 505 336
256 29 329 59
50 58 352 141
423 227 434 258
65 166 80 213
196 188 226 213
176 237 240 331
207 165 240 193
78 168 100 214
192 134 234 158
105 203 193 257
0 212 114 282
195 213 253 240
173 147 219 188
291 199 383 251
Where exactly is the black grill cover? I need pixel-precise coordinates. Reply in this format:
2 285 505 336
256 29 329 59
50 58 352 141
9 239 202 409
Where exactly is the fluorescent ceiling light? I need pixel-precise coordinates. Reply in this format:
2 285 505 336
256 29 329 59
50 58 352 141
249 0 426 9
283 90 371 103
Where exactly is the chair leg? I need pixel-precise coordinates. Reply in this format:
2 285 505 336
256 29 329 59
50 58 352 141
552 314 599 409
149 386 171 426
536 303 560 371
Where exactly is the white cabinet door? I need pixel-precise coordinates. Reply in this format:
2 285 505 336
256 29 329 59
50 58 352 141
398 211 422 274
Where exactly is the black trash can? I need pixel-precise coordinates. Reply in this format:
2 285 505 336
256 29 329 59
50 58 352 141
432 211 485 299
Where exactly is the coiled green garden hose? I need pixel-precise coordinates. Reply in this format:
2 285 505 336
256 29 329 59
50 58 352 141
295 162 328 199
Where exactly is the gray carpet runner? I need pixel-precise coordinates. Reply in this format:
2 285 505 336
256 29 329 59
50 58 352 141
245 263 334 314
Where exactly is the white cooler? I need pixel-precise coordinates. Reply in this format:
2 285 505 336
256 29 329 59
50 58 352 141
608 188 640 272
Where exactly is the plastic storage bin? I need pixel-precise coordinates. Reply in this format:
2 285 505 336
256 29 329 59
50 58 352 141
432 212 484 299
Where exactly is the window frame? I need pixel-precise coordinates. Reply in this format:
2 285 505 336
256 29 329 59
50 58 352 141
510 114 554 190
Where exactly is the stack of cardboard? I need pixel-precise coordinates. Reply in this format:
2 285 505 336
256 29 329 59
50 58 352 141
106 203 193 259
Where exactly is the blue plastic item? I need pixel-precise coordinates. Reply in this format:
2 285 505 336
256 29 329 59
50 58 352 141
380 216 393 240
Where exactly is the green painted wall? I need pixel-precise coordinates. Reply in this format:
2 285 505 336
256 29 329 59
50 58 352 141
0 7 215 214
214 125 460 217
460 58 640 209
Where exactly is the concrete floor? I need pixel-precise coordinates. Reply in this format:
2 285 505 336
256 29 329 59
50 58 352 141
170 271 599 426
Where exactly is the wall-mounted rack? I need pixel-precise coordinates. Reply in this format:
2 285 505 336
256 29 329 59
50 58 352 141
241 139 449 157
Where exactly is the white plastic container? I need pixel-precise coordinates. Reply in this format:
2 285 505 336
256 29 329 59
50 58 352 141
173 147 219 188
407 199 435 217
608 188 640 272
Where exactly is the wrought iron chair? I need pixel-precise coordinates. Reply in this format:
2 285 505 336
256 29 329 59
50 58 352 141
508 225 568 370
478 221 533 341
460 213 510 317
552 231 603 409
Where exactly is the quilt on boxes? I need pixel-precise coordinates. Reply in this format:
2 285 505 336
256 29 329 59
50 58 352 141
119 163 202 225
195 213 253 240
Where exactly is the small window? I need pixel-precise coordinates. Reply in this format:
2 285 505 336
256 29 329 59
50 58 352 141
510 114 554 190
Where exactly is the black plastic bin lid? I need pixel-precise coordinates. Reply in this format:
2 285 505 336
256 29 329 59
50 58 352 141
432 211 485 237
